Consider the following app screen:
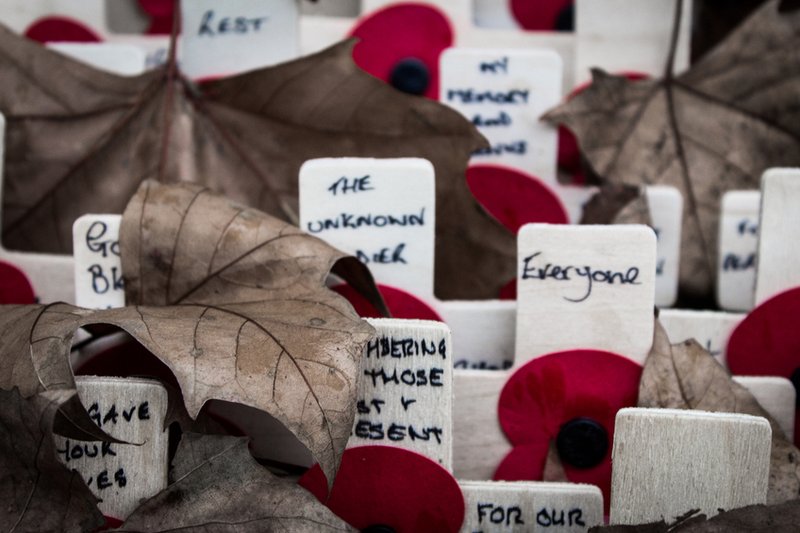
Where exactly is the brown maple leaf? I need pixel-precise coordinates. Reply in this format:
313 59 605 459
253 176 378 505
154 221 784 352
0 180 380 486
639 319 800 504
0 387 105 533
543 0 800 300
0 22 512 300
590 499 800 532
115 433 353 532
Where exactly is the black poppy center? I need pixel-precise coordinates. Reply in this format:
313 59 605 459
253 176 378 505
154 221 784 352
556 417 608 469
362 525 396 533
389 57 430 96
790 368 800 409
554 3 575 31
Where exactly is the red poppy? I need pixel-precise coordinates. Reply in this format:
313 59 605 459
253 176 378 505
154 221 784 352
333 283 443 321
0 261 36 304
300 445 464 532
495 350 641 510
466 165 569 300
349 3 454 99
727 287 800 445
511 0 574 31
137 0 175 35
24 16 102 44
467 165 569 234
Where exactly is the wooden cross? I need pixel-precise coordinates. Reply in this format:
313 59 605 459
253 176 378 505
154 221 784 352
647 186 682 308
574 0 692 84
351 318 453 469
54 376 169 521
179 0 300 80
73 214 124 309
439 48 562 182
717 190 760 311
299 156 516 370
754 168 800 306
610 408 771 524
47 43 146 75
454 223 656 483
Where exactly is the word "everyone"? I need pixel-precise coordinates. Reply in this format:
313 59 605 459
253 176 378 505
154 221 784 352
521 252 640 303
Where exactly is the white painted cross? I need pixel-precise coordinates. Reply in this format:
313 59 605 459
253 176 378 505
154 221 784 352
647 186 682 308
658 308 744 367
439 48 562 182
574 0 692 84
610 408 771 524
717 190 760 311
754 168 800 306
47 43 146 76
515 224 657 365
361 0 472 31
300 158 436 300
54 376 169 521
299 156 515 370
73 214 124 309
179 0 299 80
351 318 453 469
459 481 603 532
454 223 657 483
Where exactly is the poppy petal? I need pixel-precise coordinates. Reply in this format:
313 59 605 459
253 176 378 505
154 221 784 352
299 446 464 533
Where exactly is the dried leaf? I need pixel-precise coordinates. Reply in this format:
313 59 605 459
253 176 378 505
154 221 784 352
0 387 104 532
542 439 569 482
580 184 649 225
590 499 800 532
0 25 511 299
543 0 800 299
0 181 377 486
639 319 800 504
115 433 353 532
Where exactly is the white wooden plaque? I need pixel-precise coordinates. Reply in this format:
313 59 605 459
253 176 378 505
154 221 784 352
107 34 171 70
299 15 356 56
610 408 770 525
73 214 124 309
298 157 516 371
300 158 435 299
647 186 682 308
733 376 796 441
47 43 146 76
471 0 521 29
459 481 603 532
444 301 515 371
351 318 453 469
717 191 759 312
658 309 744 368
54 377 169 520
179 0 299 80
574 0 692 84
453 369 510 480
754 168 800 306
0 113 74 304
361 0 472 31
440 48 562 182
515 224 656 365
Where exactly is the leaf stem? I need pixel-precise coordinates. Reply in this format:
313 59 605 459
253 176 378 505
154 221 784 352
664 0 684 80
157 0 182 181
